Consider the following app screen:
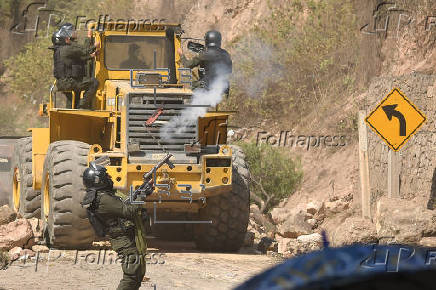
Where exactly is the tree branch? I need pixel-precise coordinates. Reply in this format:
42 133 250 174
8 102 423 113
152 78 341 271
249 172 272 213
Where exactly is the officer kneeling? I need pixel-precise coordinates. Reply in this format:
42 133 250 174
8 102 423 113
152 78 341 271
82 162 150 290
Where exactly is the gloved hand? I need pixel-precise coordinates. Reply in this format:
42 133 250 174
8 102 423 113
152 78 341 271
143 179 155 197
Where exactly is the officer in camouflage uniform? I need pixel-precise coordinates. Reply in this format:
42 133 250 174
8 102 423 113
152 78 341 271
178 30 232 93
82 162 150 290
52 23 99 109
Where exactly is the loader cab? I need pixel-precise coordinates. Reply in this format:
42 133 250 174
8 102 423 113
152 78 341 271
46 23 187 112
93 22 185 89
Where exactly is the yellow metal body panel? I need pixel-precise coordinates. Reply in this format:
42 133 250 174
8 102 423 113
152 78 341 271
98 146 233 209
30 128 50 190
198 113 230 145
49 110 115 151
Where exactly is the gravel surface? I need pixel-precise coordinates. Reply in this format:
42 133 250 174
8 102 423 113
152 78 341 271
0 241 279 290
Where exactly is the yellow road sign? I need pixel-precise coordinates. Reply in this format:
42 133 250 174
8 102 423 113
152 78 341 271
365 88 426 151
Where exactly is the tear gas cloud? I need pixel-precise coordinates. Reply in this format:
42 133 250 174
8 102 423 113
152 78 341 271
160 36 281 142
160 66 230 142
231 35 283 98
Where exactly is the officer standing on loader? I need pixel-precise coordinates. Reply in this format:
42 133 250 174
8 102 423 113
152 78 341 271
178 30 232 94
51 23 99 109
81 161 150 290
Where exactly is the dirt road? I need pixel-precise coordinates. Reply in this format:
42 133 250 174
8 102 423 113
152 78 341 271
0 241 280 290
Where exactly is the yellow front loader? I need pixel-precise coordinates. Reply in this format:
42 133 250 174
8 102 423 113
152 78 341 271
9 23 250 251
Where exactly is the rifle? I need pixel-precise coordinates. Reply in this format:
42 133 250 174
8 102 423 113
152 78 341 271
125 153 175 203
187 41 205 53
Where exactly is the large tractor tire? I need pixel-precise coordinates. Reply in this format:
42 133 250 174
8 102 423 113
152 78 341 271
41 141 95 248
194 145 250 252
151 212 194 241
10 137 41 218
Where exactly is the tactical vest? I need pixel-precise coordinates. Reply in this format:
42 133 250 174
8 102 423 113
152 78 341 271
53 45 85 80
83 189 134 238
200 47 232 89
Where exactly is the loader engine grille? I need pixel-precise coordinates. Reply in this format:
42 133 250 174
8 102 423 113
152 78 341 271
127 93 197 152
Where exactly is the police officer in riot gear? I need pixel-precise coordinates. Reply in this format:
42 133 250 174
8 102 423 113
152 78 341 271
51 23 99 109
178 30 232 93
82 162 150 290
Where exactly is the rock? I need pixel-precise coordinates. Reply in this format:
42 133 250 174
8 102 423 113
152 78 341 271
277 238 292 254
323 200 349 215
330 216 377 246
19 249 35 258
297 233 323 246
25 218 43 248
257 237 275 254
419 237 436 247
375 197 436 244
31 245 49 253
244 231 255 247
250 204 260 214
250 210 276 233
306 201 322 215
266 231 275 239
306 218 317 228
277 212 311 238
25 238 36 249
268 241 278 252
266 250 278 257
282 237 322 258
270 207 290 224
0 219 33 251
0 205 16 225
28 218 42 239
8 247 22 261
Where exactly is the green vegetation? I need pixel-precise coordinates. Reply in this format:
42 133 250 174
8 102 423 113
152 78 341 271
224 0 359 126
0 250 9 270
3 0 134 100
239 142 303 213
4 37 53 99
0 105 19 135
0 1 12 26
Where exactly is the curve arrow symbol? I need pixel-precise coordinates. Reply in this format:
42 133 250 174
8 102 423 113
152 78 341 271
382 104 406 136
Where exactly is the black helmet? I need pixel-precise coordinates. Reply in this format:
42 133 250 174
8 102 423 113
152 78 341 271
51 31 66 45
83 162 112 190
52 23 75 45
205 30 222 48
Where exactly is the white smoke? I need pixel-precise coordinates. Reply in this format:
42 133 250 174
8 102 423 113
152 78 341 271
231 35 284 98
160 66 230 142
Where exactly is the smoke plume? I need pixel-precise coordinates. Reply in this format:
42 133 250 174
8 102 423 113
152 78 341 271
160 66 230 142
231 35 283 98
